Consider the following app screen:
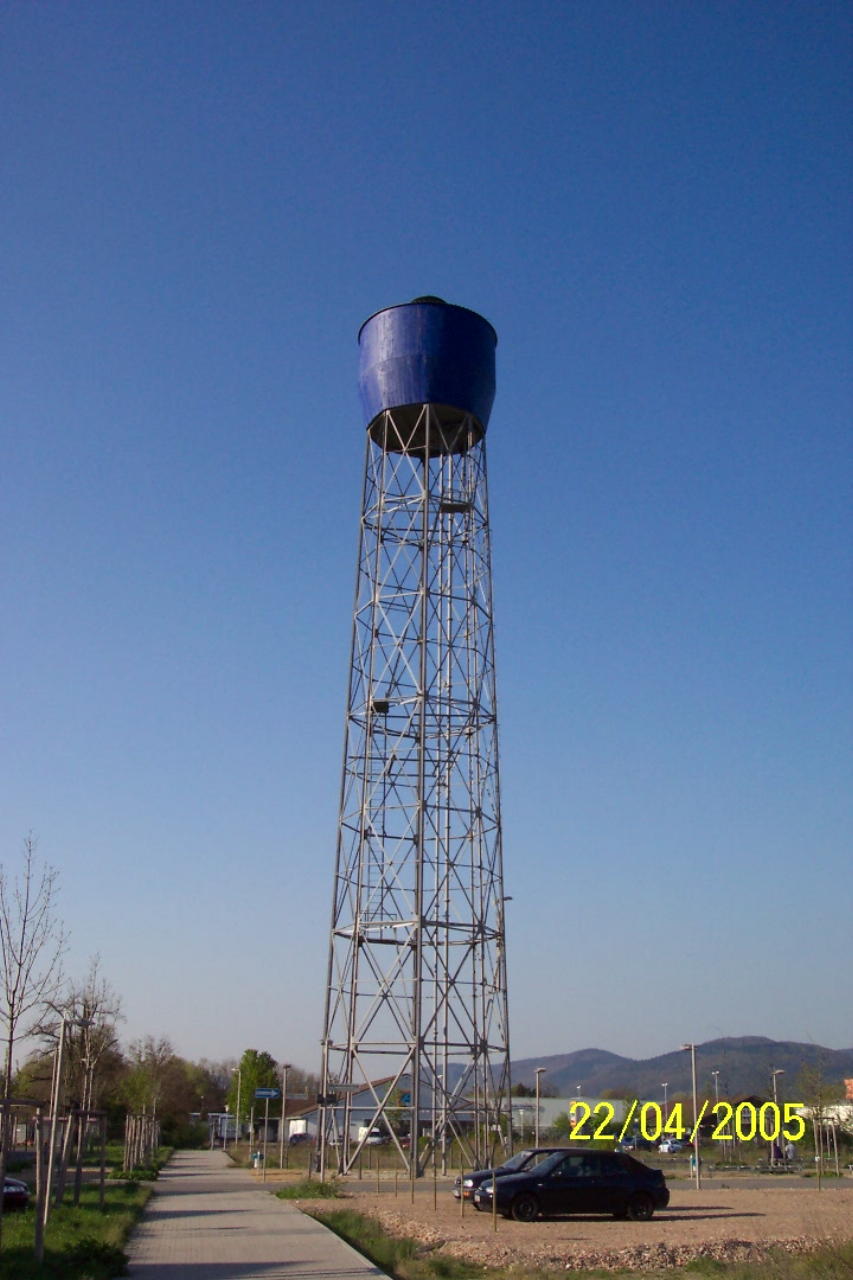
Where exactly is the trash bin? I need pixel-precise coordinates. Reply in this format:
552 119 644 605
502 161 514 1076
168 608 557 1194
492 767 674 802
252 1152 264 1169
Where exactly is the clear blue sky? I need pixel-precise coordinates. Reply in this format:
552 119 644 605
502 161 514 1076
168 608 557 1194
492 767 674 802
2 1 850 1073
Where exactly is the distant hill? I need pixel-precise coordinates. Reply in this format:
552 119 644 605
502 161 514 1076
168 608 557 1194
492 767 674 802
512 1037 853 1100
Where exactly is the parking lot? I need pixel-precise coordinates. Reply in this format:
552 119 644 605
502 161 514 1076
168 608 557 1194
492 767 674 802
313 1176 853 1272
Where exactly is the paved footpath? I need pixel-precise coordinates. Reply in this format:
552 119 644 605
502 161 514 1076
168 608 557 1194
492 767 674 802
127 1150 385 1280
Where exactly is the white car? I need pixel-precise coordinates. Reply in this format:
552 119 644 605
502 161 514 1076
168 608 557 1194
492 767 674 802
362 1127 390 1145
658 1138 686 1153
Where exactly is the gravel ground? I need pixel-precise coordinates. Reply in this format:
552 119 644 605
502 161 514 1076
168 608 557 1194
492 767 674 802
307 1180 853 1273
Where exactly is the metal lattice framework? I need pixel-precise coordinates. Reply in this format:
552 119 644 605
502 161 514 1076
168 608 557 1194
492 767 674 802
320 406 511 1176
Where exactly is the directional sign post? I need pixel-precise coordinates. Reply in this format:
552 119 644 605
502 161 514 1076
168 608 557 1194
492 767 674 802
254 1090 281 1181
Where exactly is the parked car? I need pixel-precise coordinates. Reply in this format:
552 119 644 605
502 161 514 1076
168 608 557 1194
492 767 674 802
658 1138 686 1153
454 1147 565 1203
619 1136 654 1151
361 1127 391 1146
3 1177 30 1211
288 1132 312 1146
473 1149 669 1222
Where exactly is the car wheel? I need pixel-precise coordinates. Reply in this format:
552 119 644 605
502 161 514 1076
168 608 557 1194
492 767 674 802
472 1200 484 1212
510 1193 539 1223
627 1193 654 1221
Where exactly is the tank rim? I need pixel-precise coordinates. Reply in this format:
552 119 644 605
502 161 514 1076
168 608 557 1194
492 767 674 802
358 299 497 345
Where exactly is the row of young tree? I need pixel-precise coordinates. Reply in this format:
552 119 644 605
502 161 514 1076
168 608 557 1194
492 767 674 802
0 839 315 1190
0 836 323 1261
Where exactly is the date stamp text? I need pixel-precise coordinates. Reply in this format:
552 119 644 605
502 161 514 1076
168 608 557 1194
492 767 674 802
569 1100 806 1144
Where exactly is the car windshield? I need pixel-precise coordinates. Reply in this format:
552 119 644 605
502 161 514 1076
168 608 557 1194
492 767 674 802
527 1150 560 1169
501 1149 537 1171
501 1148 556 1171
529 1151 565 1175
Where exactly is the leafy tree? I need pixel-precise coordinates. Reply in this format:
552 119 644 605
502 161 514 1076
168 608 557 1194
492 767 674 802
181 1057 226 1118
550 1109 570 1138
197 1057 237 1096
385 1085 411 1136
227 1049 281 1131
607 1093 640 1130
123 1036 175 1116
121 1038 226 1145
11 1045 55 1105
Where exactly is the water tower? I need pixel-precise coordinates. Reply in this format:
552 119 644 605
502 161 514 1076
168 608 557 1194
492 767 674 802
319 298 511 1176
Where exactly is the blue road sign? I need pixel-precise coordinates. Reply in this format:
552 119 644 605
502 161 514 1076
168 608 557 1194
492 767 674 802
254 1088 281 1099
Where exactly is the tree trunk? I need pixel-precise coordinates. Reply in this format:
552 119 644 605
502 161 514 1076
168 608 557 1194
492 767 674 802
73 1106 85 1206
0 1034 14 1248
55 1109 76 1207
34 1107 45 1263
0 1099 8 1249
99 1114 107 1211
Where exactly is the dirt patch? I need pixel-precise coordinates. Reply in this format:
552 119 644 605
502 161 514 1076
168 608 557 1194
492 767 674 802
308 1181 853 1273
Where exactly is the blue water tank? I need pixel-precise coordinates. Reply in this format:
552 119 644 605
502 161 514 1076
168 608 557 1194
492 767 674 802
358 298 497 454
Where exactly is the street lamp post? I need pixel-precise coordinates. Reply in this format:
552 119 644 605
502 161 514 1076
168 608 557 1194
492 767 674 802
279 1062 291 1170
771 1070 784 1166
711 1070 722 1161
234 1067 242 1150
43 1012 69 1227
681 1043 701 1190
534 1069 546 1148
662 1082 669 1125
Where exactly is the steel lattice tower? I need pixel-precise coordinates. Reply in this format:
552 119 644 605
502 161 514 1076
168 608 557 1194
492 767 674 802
320 298 511 1177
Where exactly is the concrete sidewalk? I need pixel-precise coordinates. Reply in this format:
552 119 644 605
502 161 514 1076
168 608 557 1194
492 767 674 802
126 1149 385 1280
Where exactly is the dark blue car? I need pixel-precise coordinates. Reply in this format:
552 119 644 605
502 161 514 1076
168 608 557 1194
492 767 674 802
620 1135 654 1151
3 1177 30 1211
473 1149 669 1221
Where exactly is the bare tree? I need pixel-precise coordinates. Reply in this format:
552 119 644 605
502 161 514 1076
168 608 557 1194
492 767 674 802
0 835 66 1093
60 956 123 1113
797 1057 846 1188
0 834 66 1242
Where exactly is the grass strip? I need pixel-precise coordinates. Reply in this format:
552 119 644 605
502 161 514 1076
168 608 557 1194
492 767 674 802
309 1207 853 1280
679 1239 853 1279
0 1181 153 1279
276 1178 343 1200
309 1207 499 1280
